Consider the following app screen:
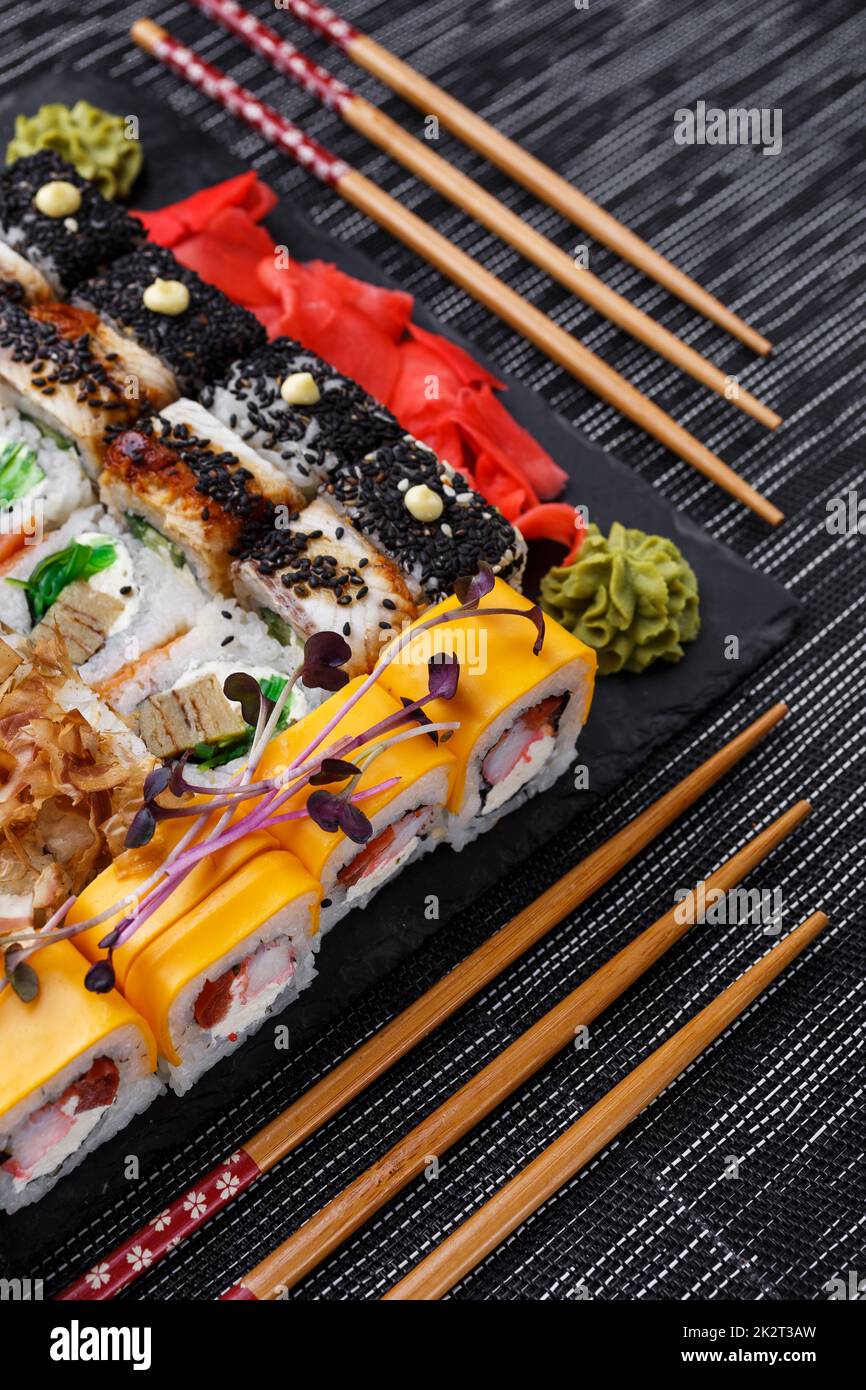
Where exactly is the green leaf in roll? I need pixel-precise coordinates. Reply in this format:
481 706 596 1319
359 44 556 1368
6 538 117 623
193 675 294 769
7 101 143 199
540 521 700 675
0 441 44 504
123 512 185 569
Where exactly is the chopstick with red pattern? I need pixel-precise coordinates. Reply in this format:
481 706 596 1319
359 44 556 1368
57 703 787 1299
127 20 783 524
182 0 779 427
243 0 771 355
222 804 812 1301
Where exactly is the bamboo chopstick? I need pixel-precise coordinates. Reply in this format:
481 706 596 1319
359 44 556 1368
222 799 810 1298
269 0 772 356
384 908 828 1299
186 0 780 430
131 20 784 526
58 703 787 1300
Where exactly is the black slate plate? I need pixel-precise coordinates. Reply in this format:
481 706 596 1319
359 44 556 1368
0 74 799 1271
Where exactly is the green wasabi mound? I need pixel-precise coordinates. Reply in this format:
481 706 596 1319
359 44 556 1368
7 102 143 199
541 521 700 675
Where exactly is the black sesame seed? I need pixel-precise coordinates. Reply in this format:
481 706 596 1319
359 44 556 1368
0 151 143 294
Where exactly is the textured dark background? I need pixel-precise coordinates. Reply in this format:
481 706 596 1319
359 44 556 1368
1 0 864 1300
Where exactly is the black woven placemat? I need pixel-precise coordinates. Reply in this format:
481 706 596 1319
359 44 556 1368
0 0 863 1301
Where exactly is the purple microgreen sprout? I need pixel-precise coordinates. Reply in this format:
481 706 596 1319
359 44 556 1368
3 942 39 1003
125 805 157 850
453 562 496 608
300 631 352 692
9 566 544 991
308 758 361 786
143 765 173 801
223 671 269 727
84 958 116 994
427 652 460 701
307 790 372 844
399 697 440 743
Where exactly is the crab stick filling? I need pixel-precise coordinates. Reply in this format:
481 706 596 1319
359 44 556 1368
337 805 437 898
121 852 320 1065
193 937 298 1039
480 693 569 816
378 578 596 813
0 942 157 1178
254 676 457 878
1 1057 118 1186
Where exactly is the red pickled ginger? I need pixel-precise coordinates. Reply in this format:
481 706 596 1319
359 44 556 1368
137 175 578 554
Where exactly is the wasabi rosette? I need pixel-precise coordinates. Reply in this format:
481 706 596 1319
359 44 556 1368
6 101 143 201
541 521 700 675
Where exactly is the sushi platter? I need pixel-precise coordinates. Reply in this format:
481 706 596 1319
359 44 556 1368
0 58 799 1294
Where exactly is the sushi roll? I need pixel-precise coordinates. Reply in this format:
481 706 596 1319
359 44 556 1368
0 398 93 563
101 595 311 769
99 401 305 595
0 503 202 678
379 578 597 849
201 337 403 496
0 941 160 1213
74 244 266 396
256 677 456 933
231 496 417 677
0 151 144 300
122 851 320 1093
0 285 177 475
69 818 278 991
323 434 527 604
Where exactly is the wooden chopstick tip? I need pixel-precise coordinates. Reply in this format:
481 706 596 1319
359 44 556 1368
751 700 789 733
131 17 166 52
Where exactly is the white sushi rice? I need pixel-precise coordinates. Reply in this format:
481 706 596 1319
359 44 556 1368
0 401 93 540
314 764 451 935
0 241 52 300
447 658 594 851
0 1024 162 1214
106 596 304 717
0 503 204 680
164 895 319 1095
0 227 60 297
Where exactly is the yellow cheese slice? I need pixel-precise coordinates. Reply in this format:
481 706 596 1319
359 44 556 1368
71 832 277 989
378 578 597 810
123 850 320 1064
253 676 457 880
0 941 156 1119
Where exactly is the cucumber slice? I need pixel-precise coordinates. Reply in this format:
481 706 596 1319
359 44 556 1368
262 608 297 647
192 674 292 768
20 413 75 451
124 512 186 569
0 441 45 504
